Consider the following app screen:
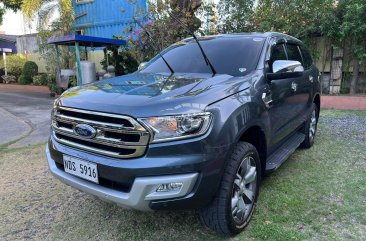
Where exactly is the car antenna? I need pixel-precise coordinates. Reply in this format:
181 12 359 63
167 12 217 77
133 17 175 75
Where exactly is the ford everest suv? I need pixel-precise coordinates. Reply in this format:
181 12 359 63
46 32 320 235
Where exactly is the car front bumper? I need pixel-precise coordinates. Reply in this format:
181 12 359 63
46 144 199 211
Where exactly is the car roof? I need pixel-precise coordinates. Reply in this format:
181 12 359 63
183 32 303 45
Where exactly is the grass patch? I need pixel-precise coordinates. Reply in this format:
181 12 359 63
320 108 366 118
0 110 365 240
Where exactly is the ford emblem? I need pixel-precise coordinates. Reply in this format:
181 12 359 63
73 124 97 139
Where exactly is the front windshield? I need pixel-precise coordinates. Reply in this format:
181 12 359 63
141 36 265 76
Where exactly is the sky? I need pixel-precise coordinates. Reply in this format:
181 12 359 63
0 10 36 35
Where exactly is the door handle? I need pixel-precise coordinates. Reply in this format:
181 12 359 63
291 82 298 92
262 91 273 108
309 75 314 83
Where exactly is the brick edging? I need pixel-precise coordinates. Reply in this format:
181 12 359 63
321 95 366 110
0 84 50 93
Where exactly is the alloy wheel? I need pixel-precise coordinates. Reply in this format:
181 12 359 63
231 156 257 226
309 110 317 140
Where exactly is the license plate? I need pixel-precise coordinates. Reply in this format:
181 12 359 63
63 155 99 184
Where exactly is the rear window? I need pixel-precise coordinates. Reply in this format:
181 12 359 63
141 37 265 76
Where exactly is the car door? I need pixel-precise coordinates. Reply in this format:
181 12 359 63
285 44 313 126
266 42 298 146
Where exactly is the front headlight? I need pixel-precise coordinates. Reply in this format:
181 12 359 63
51 98 61 118
139 112 212 143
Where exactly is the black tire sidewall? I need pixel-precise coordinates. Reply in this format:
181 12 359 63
226 144 262 234
301 103 318 148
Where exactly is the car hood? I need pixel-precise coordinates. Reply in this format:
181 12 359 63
60 72 254 117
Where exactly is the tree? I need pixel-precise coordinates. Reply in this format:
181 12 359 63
129 0 204 62
252 0 336 40
22 0 75 74
217 0 255 33
337 0 366 94
0 0 23 24
22 0 73 29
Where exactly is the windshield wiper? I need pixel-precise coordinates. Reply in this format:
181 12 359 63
167 12 217 77
133 17 175 75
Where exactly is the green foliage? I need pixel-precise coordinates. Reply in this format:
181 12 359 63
0 0 23 24
128 0 204 62
18 75 31 85
24 0 75 76
101 45 139 76
22 61 38 82
0 54 27 79
0 0 23 11
338 0 366 62
218 0 365 93
0 8 5 25
252 0 337 39
47 74 62 95
33 73 48 86
218 0 255 33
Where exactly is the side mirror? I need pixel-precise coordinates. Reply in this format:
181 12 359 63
267 60 304 81
138 62 147 71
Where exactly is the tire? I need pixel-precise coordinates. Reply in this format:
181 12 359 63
199 142 261 236
300 103 318 148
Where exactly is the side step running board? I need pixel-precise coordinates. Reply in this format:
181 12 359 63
265 132 305 173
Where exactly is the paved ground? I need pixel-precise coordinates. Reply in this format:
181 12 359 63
0 108 30 145
0 91 54 148
321 95 366 110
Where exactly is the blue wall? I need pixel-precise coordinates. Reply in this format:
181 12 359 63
0 35 17 54
73 0 147 38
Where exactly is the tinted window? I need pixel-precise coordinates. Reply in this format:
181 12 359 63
286 44 303 64
269 44 287 71
141 37 265 76
299 45 313 68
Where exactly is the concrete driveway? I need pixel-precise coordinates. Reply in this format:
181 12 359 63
0 91 54 148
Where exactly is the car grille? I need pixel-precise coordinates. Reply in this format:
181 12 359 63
51 106 150 158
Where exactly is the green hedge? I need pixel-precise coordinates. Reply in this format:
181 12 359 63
22 61 38 83
18 75 31 85
33 74 48 86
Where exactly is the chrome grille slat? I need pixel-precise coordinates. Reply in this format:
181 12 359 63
53 133 146 159
53 130 144 148
51 107 150 158
54 114 128 129
52 121 150 146
53 116 146 134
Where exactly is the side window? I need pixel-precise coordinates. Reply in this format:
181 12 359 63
286 44 303 65
269 44 287 72
299 45 313 69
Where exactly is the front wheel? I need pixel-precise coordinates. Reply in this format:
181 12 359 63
199 142 261 235
300 103 318 148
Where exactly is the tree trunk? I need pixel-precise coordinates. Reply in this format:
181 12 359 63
350 58 360 95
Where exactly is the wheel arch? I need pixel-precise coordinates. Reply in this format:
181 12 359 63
238 125 267 176
313 93 320 118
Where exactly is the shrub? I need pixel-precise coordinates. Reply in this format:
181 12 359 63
22 61 38 83
0 54 27 79
33 74 48 86
47 74 63 95
18 75 32 85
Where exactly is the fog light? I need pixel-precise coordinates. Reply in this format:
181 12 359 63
156 182 183 192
